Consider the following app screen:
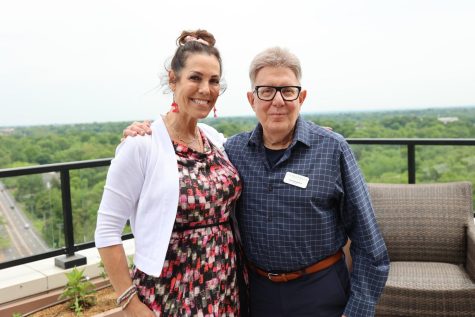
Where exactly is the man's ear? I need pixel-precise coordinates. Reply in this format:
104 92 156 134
298 89 307 107
247 91 256 112
168 70 177 92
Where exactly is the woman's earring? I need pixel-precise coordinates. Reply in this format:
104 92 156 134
171 101 179 113
213 106 217 118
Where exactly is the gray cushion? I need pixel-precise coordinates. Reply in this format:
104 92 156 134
376 262 475 317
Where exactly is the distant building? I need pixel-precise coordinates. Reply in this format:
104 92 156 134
437 117 459 124
0 128 14 135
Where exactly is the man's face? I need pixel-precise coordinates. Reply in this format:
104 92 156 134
247 66 306 138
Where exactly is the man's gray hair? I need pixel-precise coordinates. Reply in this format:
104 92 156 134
249 47 302 87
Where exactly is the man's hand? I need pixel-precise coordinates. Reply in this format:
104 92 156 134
121 120 152 142
120 121 332 142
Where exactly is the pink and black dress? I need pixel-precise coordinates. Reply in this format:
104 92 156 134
132 129 242 317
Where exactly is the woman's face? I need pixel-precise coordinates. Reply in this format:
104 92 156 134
170 53 221 119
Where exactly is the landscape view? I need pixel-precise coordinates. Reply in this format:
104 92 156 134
0 106 474 263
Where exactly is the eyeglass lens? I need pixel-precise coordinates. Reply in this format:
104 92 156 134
256 86 300 101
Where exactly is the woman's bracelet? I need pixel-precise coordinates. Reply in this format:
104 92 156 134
116 284 137 307
121 291 137 310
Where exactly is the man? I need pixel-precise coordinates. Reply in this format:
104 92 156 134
124 47 389 317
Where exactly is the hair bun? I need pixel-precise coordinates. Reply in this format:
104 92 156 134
177 29 216 47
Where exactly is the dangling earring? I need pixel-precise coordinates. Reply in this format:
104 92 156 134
171 100 179 113
213 106 217 118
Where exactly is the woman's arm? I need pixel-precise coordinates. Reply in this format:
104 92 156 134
95 137 154 316
121 120 333 141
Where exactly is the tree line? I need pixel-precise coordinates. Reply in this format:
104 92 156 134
0 107 473 250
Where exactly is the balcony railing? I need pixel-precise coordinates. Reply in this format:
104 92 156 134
0 138 474 270
347 138 475 183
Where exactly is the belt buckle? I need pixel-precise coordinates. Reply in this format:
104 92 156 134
267 272 279 281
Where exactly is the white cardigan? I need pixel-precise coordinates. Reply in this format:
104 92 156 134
94 116 226 276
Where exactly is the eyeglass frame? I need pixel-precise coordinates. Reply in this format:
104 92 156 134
253 85 302 101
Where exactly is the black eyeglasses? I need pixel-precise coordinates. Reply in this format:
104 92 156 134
254 85 302 101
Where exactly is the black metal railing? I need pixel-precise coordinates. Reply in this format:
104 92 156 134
0 159 132 270
0 138 474 270
347 138 475 183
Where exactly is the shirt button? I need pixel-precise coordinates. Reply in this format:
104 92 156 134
268 216 272 222
268 184 273 192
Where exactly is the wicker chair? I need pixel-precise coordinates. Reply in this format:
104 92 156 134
368 182 475 317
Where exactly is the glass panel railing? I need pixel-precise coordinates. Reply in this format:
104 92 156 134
70 166 108 244
0 174 57 263
351 144 407 184
1 141 473 269
416 145 475 207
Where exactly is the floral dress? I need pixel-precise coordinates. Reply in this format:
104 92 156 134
132 129 242 317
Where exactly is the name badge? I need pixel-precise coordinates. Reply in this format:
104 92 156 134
283 172 309 189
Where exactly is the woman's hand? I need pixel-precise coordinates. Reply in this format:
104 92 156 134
121 120 152 142
97 246 155 316
123 295 156 317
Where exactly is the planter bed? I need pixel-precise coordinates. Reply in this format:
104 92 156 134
1 278 123 317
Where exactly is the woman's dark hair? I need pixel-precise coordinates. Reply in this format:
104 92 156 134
170 29 223 79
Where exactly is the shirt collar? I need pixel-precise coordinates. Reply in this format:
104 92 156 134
247 115 311 148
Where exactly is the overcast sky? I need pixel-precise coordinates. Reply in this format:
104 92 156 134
1 0 474 127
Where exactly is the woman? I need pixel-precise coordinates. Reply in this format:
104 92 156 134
95 30 242 317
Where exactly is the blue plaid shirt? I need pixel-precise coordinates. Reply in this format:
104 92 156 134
225 116 389 317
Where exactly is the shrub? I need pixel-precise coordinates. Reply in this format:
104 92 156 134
59 267 96 316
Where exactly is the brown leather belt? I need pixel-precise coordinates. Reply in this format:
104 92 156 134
249 250 343 283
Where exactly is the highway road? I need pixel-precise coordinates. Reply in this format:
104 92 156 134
0 182 49 262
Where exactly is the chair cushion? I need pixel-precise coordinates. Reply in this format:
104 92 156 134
387 261 475 290
376 261 475 317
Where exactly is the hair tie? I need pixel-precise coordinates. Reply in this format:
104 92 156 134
184 35 210 46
